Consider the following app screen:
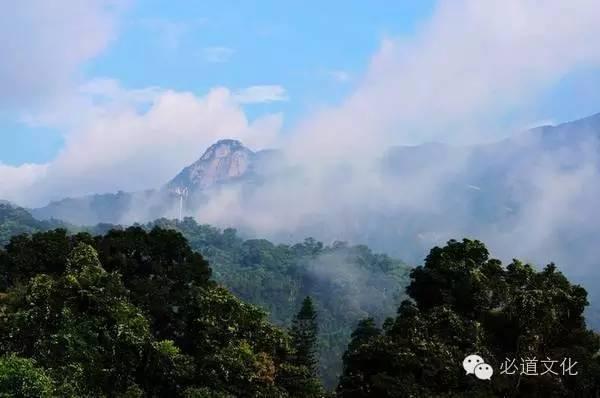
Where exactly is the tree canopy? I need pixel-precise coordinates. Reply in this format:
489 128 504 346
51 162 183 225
3 207 599 396
337 239 600 397
0 207 411 389
291 297 319 376
0 227 324 397
0 203 68 247
140 217 410 388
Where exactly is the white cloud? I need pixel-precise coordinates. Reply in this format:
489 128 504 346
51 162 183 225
13 81 282 206
202 46 235 63
233 85 288 104
0 0 127 110
0 163 48 204
79 78 163 107
287 0 600 162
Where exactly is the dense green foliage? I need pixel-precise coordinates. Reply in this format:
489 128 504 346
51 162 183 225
337 239 600 397
0 206 410 388
0 228 324 397
144 218 410 387
0 203 68 247
5 205 598 396
291 297 319 376
0 355 54 398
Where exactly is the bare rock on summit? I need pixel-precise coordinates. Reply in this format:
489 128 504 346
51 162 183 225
166 139 255 191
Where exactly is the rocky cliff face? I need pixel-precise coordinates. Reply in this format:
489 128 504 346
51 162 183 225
166 139 255 191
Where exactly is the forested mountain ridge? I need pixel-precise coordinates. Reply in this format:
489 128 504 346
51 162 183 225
0 227 325 397
30 139 282 226
0 203 70 247
28 113 600 273
2 204 600 396
1 219 599 396
337 239 600 397
147 217 410 388
0 204 410 388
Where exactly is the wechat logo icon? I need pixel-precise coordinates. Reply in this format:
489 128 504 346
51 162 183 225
463 354 493 380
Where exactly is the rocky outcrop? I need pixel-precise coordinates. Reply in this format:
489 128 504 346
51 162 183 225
166 139 255 191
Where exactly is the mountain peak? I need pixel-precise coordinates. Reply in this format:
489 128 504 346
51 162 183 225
167 139 255 191
200 139 247 161
212 138 244 147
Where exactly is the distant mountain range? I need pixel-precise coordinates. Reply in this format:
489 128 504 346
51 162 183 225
0 201 411 387
0 202 71 246
30 139 284 225
29 113 599 224
25 113 600 269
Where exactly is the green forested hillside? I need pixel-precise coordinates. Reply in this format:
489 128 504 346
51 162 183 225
337 239 600 397
0 227 324 397
1 205 600 396
0 203 69 247
145 218 410 388
0 206 410 388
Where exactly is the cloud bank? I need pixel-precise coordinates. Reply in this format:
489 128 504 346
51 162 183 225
0 0 126 109
1 82 282 205
233 85 289 104
288 0 600 162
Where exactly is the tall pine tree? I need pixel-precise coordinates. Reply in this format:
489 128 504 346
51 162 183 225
291 296 319 376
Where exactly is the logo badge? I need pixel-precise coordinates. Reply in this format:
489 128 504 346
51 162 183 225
463 354 493 380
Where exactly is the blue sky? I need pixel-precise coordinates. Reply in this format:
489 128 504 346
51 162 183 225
2 1 435 166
